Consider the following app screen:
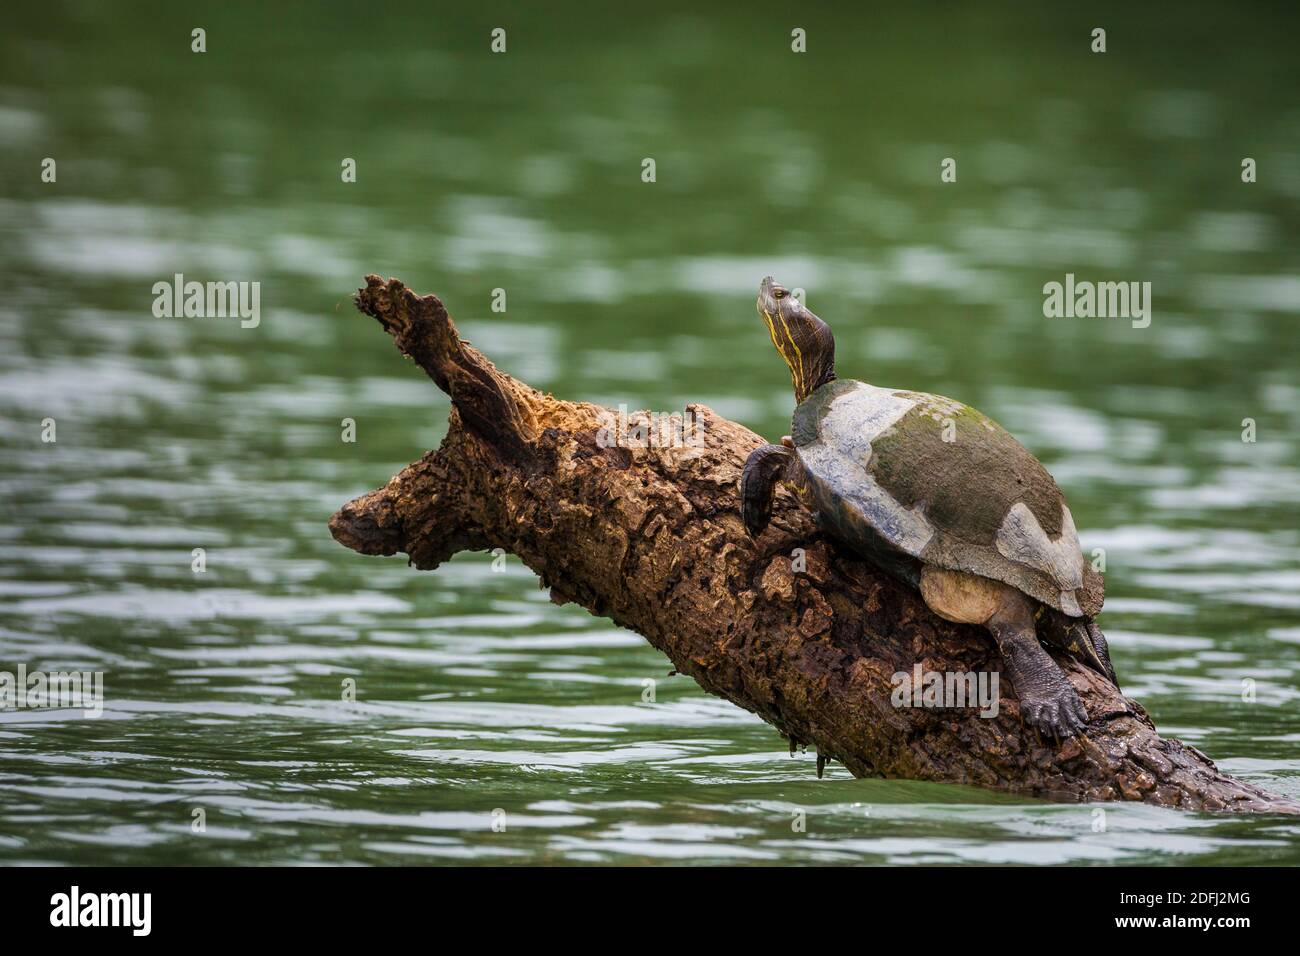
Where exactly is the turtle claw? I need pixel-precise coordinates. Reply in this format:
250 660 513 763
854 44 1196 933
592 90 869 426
1021 686 1089 740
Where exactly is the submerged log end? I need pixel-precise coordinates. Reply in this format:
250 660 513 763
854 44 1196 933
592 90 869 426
329 485 405 558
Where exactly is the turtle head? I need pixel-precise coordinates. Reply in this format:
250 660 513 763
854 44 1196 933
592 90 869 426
757 276 836 404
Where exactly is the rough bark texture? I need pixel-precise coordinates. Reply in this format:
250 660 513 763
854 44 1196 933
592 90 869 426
330 276 1299 814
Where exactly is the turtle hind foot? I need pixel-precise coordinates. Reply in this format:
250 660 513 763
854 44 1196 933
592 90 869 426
987 591 1090 740
1011 650 1090 738
1020 688 1089 740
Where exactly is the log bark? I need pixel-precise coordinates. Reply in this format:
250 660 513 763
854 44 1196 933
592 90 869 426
330 275 1299 814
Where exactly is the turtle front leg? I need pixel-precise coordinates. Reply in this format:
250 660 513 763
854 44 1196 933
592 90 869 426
987 592 1089 739
740 443 795 538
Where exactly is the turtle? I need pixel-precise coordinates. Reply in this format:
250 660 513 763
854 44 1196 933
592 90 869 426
741 276 1118 739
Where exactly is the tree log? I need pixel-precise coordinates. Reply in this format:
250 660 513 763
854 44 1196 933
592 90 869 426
330 276 1299 814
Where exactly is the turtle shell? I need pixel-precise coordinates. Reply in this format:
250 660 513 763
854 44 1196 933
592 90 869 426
792 379 1103 618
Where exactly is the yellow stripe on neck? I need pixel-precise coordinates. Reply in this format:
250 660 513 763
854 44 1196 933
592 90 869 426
763 306 808 397
777 309 805 397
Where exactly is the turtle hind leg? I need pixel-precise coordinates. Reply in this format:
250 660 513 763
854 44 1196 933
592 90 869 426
1085 620 1120 689
987 591 1089 739
917 569 1087 738
1044 615 1118 688
740 443 795 539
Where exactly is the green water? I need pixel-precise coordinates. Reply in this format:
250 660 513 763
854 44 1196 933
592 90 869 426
1 3 1298 865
